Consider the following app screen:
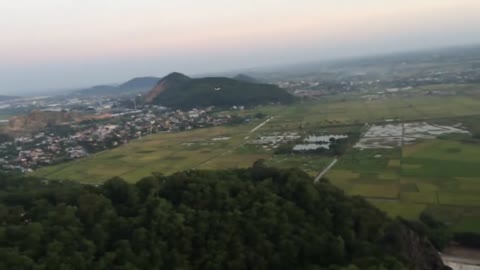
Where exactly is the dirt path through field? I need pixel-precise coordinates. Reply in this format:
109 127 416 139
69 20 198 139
314 158 338 183
250 117 274 133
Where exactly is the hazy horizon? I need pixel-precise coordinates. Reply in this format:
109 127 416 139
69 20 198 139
2 0 480 95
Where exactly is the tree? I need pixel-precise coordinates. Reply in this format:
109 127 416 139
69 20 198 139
0 167 447 270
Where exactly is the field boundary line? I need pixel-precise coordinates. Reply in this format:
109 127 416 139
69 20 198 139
250 117 274 133
314 158 338 183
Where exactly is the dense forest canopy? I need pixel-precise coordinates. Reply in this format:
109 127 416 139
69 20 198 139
0 163 449 270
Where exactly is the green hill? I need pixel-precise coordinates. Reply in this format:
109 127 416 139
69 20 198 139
145 72 293 109
0 165 448 269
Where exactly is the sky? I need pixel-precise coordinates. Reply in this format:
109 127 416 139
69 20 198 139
1 0 480 94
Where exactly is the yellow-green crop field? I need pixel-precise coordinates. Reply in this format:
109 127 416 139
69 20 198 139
33 93 480 232
326 139 480 233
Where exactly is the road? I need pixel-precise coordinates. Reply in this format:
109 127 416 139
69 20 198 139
250 117 274 133
314 158 338 183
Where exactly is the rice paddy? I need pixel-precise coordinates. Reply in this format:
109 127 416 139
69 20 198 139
326 139 480 233
32 94 480 232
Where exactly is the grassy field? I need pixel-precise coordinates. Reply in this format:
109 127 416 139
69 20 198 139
241 95 480 133
32 93 480 232
326 138 480 233
34 124 263 183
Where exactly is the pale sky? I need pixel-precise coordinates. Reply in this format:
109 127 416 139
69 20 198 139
1 0 480 94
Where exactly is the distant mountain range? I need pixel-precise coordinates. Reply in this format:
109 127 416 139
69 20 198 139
76 77 161 96
0 95 18 101
145 72 293 109
232 74 260 83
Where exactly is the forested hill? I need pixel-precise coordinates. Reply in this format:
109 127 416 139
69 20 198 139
0 164 450 270
145 72 294 109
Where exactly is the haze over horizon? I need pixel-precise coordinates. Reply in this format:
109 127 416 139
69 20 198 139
1 0 480 95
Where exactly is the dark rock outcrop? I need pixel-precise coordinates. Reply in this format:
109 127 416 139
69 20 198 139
383 221 452 270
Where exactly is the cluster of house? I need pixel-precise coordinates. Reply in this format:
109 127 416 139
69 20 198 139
0 133 89 172
0 107 234 172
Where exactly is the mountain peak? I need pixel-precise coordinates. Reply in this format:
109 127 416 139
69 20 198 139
144 72 192 103
162 72 191 82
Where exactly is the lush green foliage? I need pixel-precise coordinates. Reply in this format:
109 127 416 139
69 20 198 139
0 164 448 269
454 232 480 248
416 212 453 250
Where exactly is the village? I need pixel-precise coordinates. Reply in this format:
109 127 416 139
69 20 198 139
0 105 239 172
